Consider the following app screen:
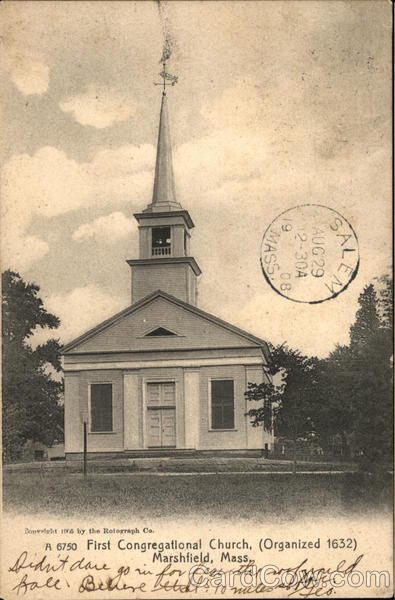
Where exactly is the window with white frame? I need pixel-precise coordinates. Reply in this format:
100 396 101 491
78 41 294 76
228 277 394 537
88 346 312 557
90 383 113 432
211 379 235 430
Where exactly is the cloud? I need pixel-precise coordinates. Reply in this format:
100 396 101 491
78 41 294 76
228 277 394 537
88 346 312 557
173 78 390 357
201 80 265 131
1 235 50 273
220 291 360 358
93 145 155 175
59 85 136 128
31 285 126 348
0 78 333 274
72 211 137 243
175 130 269 196
1 144 154 270
2 144 154 220
174 79 324 203
10 56 49 95
2 43 50 95
2 71 390 356
2 147 88 223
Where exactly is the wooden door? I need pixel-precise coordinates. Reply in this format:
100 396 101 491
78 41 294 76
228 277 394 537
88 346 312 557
146 382 176 447
147 409 162 447
161 409 176 446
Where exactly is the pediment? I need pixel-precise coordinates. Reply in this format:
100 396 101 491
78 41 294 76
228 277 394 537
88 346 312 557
62 291 268 356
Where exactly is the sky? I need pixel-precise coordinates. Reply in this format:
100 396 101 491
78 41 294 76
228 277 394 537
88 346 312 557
0 1 392 357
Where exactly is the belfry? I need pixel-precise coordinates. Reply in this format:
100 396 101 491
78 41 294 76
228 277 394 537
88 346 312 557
61 69 273 459
128 91 201 305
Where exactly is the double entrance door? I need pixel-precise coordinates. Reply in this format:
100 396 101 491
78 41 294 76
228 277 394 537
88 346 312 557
146 382 176 447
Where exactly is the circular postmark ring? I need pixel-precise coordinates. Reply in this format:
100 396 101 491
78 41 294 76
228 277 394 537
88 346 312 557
260 204 359 304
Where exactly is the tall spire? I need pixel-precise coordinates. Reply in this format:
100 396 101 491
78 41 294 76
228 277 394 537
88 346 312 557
144 90 182 213
130 67 200 306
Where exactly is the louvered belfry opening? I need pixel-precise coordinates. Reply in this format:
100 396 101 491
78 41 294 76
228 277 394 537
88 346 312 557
152 226 171 256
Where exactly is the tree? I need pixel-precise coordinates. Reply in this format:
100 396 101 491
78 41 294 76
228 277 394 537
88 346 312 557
246 344 319 472
310 345 355 455
312 279 393 467
246 276 393 472
374 274 392 330
2 270 64 461
349 284 381 348
347 282 393 466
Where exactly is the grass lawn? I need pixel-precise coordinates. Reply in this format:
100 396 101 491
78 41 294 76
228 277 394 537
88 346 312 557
3 470 392 521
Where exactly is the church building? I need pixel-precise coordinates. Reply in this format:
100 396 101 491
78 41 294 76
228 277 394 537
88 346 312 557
62 87 273 458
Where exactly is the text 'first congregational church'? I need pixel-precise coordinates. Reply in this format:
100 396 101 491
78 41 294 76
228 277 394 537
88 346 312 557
61 86 273 458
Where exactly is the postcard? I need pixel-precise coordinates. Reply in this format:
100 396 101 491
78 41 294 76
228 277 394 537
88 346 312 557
1 1 393 598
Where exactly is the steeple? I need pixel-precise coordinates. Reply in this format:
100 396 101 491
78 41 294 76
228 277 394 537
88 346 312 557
128 73 201 306
145 92 182 213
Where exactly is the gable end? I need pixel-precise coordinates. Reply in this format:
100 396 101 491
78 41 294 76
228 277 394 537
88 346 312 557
61 290 270 359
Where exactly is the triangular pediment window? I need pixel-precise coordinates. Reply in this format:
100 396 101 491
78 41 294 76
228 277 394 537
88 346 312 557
145 327 178 337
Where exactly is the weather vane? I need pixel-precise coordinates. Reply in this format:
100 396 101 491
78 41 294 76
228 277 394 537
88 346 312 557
154 61 178 94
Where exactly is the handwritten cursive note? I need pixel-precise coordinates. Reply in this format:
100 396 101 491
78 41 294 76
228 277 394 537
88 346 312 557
7 550 365 596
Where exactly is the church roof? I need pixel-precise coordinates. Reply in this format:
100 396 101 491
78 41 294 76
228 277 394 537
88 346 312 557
61 290 270 360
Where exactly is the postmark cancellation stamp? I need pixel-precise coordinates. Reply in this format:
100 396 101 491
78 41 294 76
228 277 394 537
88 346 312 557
260 204 360 304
